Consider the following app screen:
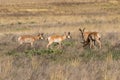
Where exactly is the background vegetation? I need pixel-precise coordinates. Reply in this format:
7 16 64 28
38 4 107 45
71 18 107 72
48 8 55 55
0 0 120 80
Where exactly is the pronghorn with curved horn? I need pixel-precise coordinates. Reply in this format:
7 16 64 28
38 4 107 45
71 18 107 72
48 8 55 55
79 28 101 49
18 33 44 47
47 32 71 48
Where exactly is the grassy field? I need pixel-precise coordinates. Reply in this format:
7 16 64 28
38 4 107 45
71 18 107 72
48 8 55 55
0 1 120 80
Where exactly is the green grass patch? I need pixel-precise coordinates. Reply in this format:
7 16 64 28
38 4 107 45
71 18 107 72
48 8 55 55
63 40 75 47
25 48 64 56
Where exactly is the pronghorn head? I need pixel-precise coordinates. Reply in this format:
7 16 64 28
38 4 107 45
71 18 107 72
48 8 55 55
37 33 44 40
79 28 85 35
79 28 86 44
65 32 72 39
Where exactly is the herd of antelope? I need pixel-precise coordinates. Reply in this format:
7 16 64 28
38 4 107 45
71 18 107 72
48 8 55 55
18 28 101 49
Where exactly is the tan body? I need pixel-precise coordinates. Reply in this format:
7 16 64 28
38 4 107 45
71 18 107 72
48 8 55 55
87 32 101 49
79 28 101 49
18 33 44 47
47 32 71 48
82 32 91 41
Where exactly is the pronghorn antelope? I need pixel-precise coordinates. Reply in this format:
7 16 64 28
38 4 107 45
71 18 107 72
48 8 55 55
47 32 71 48
18 33 44 47
79 28 101 49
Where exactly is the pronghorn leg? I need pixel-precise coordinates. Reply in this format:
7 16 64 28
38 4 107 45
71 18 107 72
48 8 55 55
92 40 96 49
96 39 101 49
89 40 92 49
94 40 96 46
89 36 96 49
83 36 90 48
58 42 62 48
83 38 90 48
19 41 23 45
47 42 52 48
90 40 95 49
31 42 34 47
83 41 89 47
93 40 96 49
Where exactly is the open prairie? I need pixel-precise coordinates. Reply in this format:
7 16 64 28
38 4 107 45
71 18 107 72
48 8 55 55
0 1 120 80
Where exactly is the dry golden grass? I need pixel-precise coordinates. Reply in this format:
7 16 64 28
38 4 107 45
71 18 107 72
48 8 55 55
0 2 120 80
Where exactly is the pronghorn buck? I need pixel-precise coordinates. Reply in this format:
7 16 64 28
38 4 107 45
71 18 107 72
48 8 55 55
47 32 71 48
79 28 101 49
18 33 44 47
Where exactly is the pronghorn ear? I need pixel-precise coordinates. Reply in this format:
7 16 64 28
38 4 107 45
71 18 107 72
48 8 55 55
79 28 82 31
83 28 85 32
68 32 70 35
79 28 84 33
41 33 44 35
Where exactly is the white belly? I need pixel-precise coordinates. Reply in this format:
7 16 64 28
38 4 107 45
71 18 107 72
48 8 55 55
54 38 62 42
23 38 33 43
48 37 62 43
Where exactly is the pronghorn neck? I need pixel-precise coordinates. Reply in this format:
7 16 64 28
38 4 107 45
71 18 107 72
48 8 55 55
62 35 67 40
80 32 86 43
34 36 39 40
79 29 86 43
